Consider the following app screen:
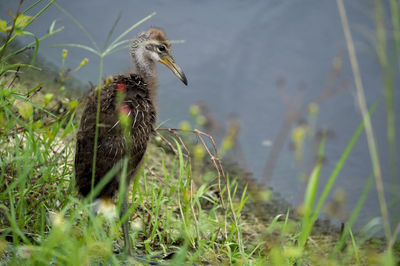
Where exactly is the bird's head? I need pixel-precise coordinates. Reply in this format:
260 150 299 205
130 27 187 85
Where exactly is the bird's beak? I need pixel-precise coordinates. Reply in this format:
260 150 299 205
159 55 188 85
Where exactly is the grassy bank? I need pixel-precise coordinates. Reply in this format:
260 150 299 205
0 0 399 265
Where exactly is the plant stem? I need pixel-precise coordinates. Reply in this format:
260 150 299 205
0 0 23 63
90 55 104 200
385 0 399 221
336 0 391 240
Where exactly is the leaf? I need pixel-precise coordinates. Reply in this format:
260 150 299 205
49 19 58 33
0 63 41 76
0 111 4 127
14 28 24 36
17 102 33 119
43 93 54 106
33 120 43 129
0 19 7 32
51 43 100 55
15 14 33 28
68 100 78 111
109 12 156 50
12 93 57 118
45 130 54 140
1 25 63 64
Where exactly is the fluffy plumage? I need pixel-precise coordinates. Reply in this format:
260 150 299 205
75 74 156 198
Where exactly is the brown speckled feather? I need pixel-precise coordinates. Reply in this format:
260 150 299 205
75 74 156 198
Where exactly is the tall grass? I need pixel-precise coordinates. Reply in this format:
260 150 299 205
337 0 392 242
377 0 400 223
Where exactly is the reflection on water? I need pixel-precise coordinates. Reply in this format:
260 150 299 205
2 0 399 231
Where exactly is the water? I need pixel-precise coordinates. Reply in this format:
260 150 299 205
2 0 399 231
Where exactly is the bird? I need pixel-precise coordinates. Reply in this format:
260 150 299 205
74 27 187 254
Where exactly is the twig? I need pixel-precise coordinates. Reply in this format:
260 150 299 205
158 128 190 157
154 131 179 157
27 86 43 99
7 67 20 90
158 128 225 207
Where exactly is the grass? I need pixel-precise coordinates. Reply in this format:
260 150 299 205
0 0 399 265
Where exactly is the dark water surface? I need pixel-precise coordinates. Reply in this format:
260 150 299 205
2 0 399 231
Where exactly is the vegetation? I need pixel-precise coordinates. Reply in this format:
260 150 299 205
0 0 399 265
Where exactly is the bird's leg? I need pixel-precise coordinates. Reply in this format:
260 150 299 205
121 185 134 256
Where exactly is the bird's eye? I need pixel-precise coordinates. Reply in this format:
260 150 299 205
157 45 166 52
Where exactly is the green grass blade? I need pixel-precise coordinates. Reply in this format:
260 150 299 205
349 227 361 266
389 0 400 69
376 0 399 226
0 63 41 76
103 40 130 56
21 0 44 14
51 43 99 56
334 173 374 254
26 0 55 29
2 24 63 63
312 102 378 225
53 2 100 52
107 12 156 54
11 93 58 118
84 160 123 203
337 0 391 240
298 137 325 248
103 11 122 51
30 35 40 65
117 157 129 212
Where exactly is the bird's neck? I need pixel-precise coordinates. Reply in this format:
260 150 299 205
133 48 159 105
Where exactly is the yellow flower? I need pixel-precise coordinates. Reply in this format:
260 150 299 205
80 58 88 67
193 144 205 162
62 49 68 59
179 120 191 131
189 104 200 118
308 102 318 116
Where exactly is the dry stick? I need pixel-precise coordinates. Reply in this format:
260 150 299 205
337 0 391 240
158 128 243 246
195 133 225 203
194 131 229 239
154 131 179 157
166 128 191 157
172 131 191 157
7 67 20 90
27 86 43 99
158 128 225 208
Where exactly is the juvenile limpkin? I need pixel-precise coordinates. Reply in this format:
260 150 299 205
75 27 187 254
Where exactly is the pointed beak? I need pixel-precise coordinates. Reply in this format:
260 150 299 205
159 55 188 85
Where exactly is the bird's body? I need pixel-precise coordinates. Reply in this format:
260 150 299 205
74 27 187 254
75 74 156 198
